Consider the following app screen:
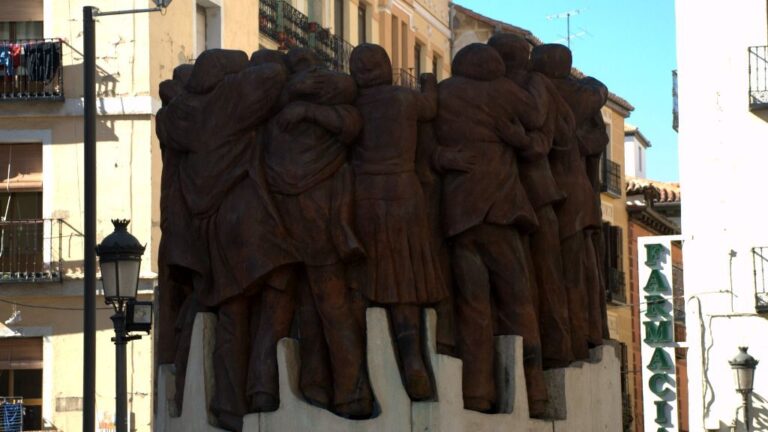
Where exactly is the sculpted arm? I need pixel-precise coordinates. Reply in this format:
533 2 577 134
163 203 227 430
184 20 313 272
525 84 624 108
275 102 362 144
416 73 438 121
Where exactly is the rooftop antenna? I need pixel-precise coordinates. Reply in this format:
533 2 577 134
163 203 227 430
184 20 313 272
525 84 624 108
546 9 582 48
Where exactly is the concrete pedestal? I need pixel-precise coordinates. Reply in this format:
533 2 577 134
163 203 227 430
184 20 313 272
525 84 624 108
155 308 622 432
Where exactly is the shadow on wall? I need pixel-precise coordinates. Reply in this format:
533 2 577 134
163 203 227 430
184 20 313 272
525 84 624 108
750 392 768 431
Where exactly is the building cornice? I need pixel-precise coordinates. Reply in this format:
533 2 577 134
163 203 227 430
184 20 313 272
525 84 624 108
0 96 160 118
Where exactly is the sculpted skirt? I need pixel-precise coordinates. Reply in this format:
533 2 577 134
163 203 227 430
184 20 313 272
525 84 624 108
352 172 448 305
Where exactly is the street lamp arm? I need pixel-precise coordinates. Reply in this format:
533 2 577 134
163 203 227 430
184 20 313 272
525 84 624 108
94 7 165 17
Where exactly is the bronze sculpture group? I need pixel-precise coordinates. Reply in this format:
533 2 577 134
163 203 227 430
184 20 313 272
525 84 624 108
156 34 610 432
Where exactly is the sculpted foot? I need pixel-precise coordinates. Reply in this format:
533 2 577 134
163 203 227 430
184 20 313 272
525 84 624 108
403 357 434 401
248 392 280 413
301 384 332 409
334 397 373 419
463 397 494 413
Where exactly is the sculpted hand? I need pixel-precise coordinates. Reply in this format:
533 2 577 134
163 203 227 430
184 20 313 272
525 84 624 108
275 101 310 130
496 117 526 146
434 147 478 173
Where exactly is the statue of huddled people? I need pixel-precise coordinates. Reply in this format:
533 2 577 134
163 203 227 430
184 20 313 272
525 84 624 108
156 33 610 432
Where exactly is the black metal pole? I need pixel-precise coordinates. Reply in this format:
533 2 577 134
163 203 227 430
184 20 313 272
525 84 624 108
112 310 128 432
744 392 752 432
82 6 97 432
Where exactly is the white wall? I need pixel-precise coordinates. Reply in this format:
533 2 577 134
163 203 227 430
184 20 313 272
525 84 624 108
676 0 768 430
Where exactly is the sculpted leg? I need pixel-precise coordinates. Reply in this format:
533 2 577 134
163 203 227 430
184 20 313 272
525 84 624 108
482 225 548 417
306 263 373 419
451 230 495 412
298 275 334 409
561 231 590 361
211 296 250 432
389 304 434 401
246 283 296 412
584 232 604 347
531 206 574 368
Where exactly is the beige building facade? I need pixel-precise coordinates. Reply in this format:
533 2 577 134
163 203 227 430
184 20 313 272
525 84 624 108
0 0 448 430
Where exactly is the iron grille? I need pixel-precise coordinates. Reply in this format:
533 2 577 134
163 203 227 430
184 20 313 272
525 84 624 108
607 267 626 304
258 0 353 73
749 46 768 110
0 218 83 283
753 247 768 312
0 39 64 102
600 157 622 197
393 68 419 89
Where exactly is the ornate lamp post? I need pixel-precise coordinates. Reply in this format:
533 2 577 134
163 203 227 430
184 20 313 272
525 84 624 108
729 346 759 432
96 220 152 432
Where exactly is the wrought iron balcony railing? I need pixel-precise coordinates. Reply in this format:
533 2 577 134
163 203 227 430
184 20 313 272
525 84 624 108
600 157 622 198
0 218 68 283
258 0 353 73
749 46 768 111
753 247 768 312
311 29 353 73
393 68 419 90
0 38 63 101
607 267 626 304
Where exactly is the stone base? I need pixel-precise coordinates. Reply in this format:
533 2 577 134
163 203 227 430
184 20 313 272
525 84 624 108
155 309 622 432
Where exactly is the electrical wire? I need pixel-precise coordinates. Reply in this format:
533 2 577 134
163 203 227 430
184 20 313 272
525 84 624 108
0 297 112 311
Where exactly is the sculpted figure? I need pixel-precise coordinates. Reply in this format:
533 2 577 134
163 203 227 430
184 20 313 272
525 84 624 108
348 44 447 400
434 43 547 415
530 44 607 360
156 49 299 431
487 34 574 368
262 48 373 419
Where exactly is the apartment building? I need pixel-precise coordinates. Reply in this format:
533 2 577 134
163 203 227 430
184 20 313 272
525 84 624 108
0 0 449 430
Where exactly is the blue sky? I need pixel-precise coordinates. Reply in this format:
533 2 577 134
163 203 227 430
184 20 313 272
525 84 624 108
453 0 679 182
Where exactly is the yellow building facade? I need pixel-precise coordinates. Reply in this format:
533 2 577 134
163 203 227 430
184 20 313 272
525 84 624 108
0 0 448 430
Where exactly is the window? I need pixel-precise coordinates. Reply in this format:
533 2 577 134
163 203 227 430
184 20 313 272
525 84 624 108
357 3 366 44
334 0 344 37
195 1 221 58
391 16 399 69
0 337 43 431
196 5 207 57
0 0 43 39
414 43 422 77
0 143 43 275
432 55 438 77
603 223 626 303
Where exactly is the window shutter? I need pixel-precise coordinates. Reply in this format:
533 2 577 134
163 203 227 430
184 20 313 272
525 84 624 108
0 0 43 23
0 337 42 369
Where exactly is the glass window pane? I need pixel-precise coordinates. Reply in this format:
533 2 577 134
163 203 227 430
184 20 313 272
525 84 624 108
13 369 41 398
100 261 118 299
23 404 41 430
0 23 10 40
0 370 9 394
14 21 43 40
118 260 141 299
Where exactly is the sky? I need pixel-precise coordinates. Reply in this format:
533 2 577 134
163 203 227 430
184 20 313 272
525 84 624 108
452 0 679 182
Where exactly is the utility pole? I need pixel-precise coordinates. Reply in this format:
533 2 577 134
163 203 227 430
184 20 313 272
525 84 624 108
546 9 581 48
82 3 171 431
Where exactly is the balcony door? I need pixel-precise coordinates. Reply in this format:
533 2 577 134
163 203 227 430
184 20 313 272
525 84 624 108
0 143 42 276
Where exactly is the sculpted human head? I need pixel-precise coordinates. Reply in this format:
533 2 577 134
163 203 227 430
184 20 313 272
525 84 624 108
286 47 325 73
487 33 531 73
350 44 393 88
250 49 289 70
530 44 572 79
185 49 249 94
451 43 505 81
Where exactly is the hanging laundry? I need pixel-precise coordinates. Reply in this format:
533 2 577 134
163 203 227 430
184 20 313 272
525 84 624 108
0 43 14 77
25 42 61 82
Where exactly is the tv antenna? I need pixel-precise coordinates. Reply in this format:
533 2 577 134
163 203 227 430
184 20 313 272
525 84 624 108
546 9 582 48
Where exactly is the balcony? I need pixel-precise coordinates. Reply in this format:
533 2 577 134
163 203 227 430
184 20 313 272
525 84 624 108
258 0 352 73
600 157 622 198
749 46 768 111
0 218 82 283
607 267 626 304
0 39 63 101
753 247 768 312
393 68 419 89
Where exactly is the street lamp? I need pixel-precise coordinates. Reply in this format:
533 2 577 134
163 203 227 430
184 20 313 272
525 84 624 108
96 219 151 432
81 3 171 431
729 346 759 432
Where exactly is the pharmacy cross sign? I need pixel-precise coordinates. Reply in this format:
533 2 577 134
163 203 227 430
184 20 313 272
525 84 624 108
639 238 680 432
